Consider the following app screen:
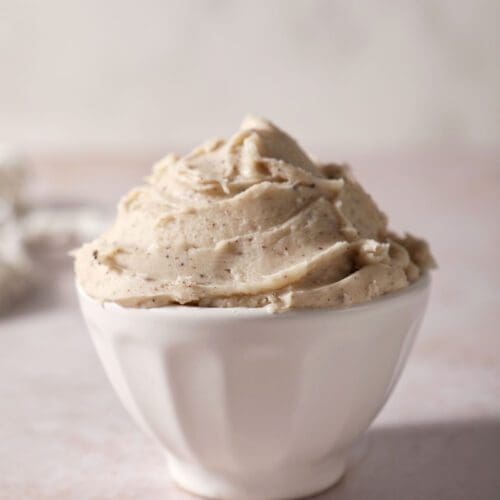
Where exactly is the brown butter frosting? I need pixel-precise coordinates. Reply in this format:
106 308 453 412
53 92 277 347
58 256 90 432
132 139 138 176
74 116 435 311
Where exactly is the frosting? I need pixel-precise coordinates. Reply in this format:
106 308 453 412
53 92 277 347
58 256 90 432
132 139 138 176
74 117 435 311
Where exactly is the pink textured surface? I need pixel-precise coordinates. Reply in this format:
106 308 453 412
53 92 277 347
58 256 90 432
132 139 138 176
1 150 499 499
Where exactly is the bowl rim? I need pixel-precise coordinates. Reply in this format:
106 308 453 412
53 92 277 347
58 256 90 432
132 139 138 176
76 273 431 318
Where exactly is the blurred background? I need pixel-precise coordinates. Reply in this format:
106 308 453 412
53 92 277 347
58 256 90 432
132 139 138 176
1 2 499 499
1 0 499 153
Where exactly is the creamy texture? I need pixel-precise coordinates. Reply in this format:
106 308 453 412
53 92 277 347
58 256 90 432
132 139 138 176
74 117 435 311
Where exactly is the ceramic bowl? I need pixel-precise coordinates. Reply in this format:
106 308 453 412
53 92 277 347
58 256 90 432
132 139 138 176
77 274 431 499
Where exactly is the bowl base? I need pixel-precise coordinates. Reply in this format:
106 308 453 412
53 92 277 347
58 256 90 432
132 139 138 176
167 453 345 500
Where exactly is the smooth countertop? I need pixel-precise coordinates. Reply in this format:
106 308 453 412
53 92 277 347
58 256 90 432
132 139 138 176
1 150 499 499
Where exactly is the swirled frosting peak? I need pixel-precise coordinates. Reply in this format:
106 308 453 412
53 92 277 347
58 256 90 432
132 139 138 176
74 116 435 310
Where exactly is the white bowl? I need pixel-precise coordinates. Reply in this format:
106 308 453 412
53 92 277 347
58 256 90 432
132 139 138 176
77 275 431 499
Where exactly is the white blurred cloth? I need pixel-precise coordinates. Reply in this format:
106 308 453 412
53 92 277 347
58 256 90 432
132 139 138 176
0 146 107 312
0 147 31 311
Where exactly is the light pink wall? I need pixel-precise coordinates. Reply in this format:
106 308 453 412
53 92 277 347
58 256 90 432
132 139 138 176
1 0 499 153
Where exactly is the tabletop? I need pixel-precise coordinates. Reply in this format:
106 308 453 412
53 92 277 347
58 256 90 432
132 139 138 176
1 149 499 499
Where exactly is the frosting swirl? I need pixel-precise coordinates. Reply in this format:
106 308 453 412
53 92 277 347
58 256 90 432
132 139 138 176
74 117 435 310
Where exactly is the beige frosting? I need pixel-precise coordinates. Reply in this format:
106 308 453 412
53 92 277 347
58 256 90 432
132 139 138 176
74 116 435 311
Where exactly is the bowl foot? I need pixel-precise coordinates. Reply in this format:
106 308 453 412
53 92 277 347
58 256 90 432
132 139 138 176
167 453 345 500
